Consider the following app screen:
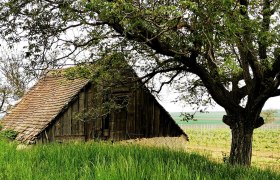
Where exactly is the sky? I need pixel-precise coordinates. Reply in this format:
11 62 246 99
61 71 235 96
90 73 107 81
158 91 280 112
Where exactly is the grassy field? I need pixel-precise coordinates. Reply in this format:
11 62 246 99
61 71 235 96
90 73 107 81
185 128 280 172
0 139 279 180
170 110 280 172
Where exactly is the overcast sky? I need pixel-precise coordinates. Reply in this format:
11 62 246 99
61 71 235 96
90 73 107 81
158 89 280 112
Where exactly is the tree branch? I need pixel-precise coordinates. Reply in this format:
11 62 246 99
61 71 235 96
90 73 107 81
0 90 7 111
258 0 271 60
266 48 280 79
151 70 182 94
140 66 186 84
109 22 177 57
270 89 280 97
238 0 263 81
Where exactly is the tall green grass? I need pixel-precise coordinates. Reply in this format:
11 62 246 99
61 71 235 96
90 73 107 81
0 139 279 180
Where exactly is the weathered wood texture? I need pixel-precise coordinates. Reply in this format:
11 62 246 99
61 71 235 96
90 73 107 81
37 83 186 143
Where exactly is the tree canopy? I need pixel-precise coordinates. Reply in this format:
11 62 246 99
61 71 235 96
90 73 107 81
0 0 280 166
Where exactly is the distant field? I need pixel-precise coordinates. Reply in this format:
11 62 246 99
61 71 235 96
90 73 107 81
185 128 280 172
170 110 280 126
170 110 280 172
170 111 225 125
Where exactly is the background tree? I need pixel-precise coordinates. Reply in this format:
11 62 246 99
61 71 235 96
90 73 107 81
0 0 280 166
261 109 278 124
0 49 37 113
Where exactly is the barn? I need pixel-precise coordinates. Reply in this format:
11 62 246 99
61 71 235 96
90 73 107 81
0 68 188 144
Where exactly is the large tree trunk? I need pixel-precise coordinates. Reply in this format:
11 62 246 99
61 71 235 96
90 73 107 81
223 113 264 166
229 124 253 166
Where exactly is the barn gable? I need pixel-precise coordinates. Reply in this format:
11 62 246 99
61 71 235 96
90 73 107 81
1 69 188 144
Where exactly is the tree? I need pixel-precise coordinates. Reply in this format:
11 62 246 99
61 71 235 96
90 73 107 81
0 0 280 166
261 109 277 124
0 49 37 113
0 85 9 113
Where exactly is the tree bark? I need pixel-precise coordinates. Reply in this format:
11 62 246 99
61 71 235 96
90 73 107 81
229 123 253 166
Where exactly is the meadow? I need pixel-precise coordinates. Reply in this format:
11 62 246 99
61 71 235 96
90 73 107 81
170 110 280 172
185 128 280 172
0 139 279 180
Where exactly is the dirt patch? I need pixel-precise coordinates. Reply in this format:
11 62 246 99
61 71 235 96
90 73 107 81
119 135 188 151
16 144 32 150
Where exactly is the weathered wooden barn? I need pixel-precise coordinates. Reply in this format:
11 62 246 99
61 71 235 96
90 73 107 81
1 69 188 144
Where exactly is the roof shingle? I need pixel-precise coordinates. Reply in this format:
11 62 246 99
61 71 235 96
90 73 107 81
1 70 89 143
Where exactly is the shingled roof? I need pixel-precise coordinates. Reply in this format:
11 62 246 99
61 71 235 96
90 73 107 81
1 70 89 144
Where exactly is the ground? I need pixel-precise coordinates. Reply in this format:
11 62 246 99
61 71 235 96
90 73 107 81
119 127 280 172
119 135 188 151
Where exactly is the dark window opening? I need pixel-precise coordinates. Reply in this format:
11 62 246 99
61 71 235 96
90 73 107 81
103 115 110 129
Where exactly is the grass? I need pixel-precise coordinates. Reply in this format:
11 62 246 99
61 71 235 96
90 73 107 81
0 139 279 180
185 128 280 172
170 110 280 171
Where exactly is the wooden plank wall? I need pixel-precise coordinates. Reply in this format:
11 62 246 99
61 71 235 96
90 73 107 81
36 82 185 143
109 86 184 141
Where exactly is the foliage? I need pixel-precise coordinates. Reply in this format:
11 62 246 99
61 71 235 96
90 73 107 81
64 52 131 86
180 112 197 122
0 1 279 109
1 0 280 165
261 109 277 124
0 140 279 179
64 52 134 120
222 152 230 164
0 128 18 140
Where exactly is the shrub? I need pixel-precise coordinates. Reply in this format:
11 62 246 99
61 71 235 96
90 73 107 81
222 152 230 164
261 109 277 124
0 129 18 140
